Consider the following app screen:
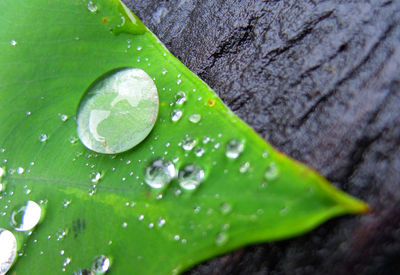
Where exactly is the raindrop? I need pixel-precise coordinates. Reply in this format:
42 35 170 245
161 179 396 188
194 147 205 157
91 255 111 274
16 167 24 174
0 228 17 275
73 269 94 275
220 203 232 215
182 136 196 151
10 200 42 231
76 68 159 154
60 114 68 122
173 235 180 241
122 222 128 228
202 136 211 144
176 79 182 85
264 162 279 180
225 139 244 159
137 46 142 51
175 91 186 105
215 232 229 246
0 167 5 193
188 114 201 124
157 218 166 227
171 109 182 122
63 257 71 267
145 158 176 189
87 1 98 13
239 162 250 173
39 134 48 143
10 40 17 46
63 200 71 208
178 164 205 190
89 172 102 183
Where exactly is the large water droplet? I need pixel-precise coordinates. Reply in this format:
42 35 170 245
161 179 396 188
145 158 176 189
178 164 205 190
91 255 111 274
10 200 42 231
76 68 159 154
0 228 17 274
225 139 244 159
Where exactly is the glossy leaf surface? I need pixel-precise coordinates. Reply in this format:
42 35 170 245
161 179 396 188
0 0 368 274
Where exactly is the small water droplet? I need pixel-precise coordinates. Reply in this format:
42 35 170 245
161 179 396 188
178 164 205 190
239 162 250 173
175 91 186 105
63 257 71 267
89 172 102 183
69 136 78 144
264 162 279 180
202 136 211 144
225 139 244 159
194 147 205 157
10 40 17 46
26 111 31 116
91 255 111 274
76 68 159 154
39 134 48 143
74 269 94 275
220 203 232 215
171 109 182 122
16 167 24 174
122 222 128 228
176 79 182 85
63 200 71 208
138 214 144 221
215 232 229 246
145 158 176 189
182 136 196 151
0 228 17 274
87 1 98 13
188 114 201 124
0 167 5 178
137 46 142 51
60 114 68 122
173 235 180 241
10 200 42 231
157 218 166 227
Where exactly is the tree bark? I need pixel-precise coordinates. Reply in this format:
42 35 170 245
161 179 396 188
124 1 400 274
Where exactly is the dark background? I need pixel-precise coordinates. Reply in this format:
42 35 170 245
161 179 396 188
124 1 400 274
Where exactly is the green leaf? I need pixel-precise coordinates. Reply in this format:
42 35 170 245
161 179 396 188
0 0 368 274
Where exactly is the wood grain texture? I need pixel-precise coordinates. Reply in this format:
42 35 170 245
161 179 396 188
123 1 400 274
